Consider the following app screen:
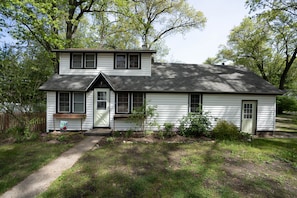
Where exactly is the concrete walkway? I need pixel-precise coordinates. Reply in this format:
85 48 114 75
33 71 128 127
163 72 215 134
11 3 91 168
1 136 102 198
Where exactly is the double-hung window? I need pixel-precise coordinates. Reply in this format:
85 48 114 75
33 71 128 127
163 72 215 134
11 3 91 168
85 53 96 68
115 54 127 69
190 94 202 113
58 92 71 113
132 93 144 111
71 53 96 68
115 53 140 69
117 93 129 113
58 92 85 113
116 93 144 113
72 53 83 68
73 92 85 113
129 54 140 69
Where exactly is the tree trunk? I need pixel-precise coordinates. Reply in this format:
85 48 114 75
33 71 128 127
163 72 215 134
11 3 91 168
279 47 297 90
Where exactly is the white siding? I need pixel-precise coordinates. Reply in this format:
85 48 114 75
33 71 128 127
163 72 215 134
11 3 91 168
111 93 188 131
46 92 56 132
110 91 139 131
146 93 188 130
59 53 152 76
203 94 276 131
46 91 94 131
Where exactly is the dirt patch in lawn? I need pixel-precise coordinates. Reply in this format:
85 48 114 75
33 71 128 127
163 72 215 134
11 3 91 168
96 134 297 197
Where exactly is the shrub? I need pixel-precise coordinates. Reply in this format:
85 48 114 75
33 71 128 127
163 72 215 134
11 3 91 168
212 120 251 141
125 129 133 138
178 112 211 137
156 122 175 139
277 95 297 114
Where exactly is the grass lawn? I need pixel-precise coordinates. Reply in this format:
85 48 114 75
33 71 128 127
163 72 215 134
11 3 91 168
39 137 297 198
276 113 297 133
0 132 84 195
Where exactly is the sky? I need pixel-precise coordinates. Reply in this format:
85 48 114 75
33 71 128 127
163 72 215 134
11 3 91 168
1 0 249 64
164 0 250 64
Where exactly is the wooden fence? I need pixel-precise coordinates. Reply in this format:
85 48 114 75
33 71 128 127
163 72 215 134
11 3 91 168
0 112 46 133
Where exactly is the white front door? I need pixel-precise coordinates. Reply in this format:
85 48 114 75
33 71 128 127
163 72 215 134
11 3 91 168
94 88 110 127
241 101 257 134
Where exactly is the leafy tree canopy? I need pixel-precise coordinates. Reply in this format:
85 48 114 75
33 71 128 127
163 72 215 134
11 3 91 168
205 0 297 90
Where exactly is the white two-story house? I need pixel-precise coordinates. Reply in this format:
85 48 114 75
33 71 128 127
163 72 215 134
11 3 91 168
39 48 283 134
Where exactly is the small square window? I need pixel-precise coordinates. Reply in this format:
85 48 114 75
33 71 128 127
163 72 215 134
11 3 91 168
116 54 126 69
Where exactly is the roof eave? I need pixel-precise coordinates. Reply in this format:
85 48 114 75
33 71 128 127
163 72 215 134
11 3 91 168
52 48 156 53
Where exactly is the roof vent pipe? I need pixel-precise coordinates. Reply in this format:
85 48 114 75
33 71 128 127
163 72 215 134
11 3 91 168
142 44 148 49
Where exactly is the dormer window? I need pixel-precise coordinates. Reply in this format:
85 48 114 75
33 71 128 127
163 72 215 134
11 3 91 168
115 53 140 69
71 53 96 69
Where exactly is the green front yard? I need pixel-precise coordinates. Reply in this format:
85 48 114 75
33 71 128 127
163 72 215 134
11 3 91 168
38 137 297 198
0 133 84 195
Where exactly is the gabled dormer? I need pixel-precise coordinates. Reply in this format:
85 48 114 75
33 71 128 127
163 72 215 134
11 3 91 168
52 49 156 76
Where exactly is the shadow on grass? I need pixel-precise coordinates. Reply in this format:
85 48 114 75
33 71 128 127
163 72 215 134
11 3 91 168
39 140 297 198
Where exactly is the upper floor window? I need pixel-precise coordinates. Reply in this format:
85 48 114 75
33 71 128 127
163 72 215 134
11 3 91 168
129 54 140 69
71 53 96 69
115 54 127 69
115 53 140 69
189 94 202 113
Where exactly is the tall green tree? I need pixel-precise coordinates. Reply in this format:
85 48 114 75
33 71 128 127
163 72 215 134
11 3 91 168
128 0 206 49
0 0 109 50
0 43 54 125
245 0 297 90
207 1 297 90
1 0 206 60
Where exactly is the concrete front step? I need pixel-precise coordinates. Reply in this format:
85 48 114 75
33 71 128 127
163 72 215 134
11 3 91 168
84 128 112 136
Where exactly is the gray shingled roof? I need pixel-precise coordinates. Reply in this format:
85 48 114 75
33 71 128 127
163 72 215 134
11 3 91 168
39 74 96 91
39 63 283 95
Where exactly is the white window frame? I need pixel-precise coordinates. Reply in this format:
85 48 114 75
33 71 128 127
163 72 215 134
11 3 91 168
84 53 96 68
116 93 130 113
58 92 71 113
131 93 144 111
115 54 127 69
73 92 85 113
72 53 83 68
128 54 140 69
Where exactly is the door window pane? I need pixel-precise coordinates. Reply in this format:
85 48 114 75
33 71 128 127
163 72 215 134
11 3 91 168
97 92 106 110
244 103 253 119
97 101 106 110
